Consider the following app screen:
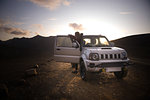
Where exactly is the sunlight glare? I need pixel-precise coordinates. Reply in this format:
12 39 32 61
78 18 124 40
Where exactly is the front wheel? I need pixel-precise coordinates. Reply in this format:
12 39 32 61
114 67 128 79
80 61 87 80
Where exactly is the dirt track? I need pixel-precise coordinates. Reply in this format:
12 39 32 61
1 57 150 100
40 60 150 100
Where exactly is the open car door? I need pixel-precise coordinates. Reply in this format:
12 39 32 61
54 35 80 63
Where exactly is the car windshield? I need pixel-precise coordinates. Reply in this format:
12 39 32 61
83 36 110 47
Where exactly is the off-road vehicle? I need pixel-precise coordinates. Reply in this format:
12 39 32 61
54 35 130 80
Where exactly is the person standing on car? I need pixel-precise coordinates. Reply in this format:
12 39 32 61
69 32 83 73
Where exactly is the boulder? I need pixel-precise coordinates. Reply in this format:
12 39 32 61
34 64 39 68
25 68 37 76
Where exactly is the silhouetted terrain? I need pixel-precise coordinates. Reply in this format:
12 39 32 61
0 35 55 59
1 33 149 59
112 33 150 59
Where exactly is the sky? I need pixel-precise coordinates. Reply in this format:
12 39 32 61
0 0 150 41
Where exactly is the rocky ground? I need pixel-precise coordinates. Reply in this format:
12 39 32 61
0 56 150 100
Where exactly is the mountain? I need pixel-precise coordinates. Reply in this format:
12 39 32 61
0 33 150 59
0 35 55 59
112 33 150 59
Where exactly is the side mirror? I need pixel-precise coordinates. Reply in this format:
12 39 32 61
72 42 79 48
110 42 115 46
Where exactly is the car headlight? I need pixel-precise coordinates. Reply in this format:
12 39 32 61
121 52 127 60
89 53 99 60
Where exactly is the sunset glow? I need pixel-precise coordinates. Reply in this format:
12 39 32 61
0 0 150 41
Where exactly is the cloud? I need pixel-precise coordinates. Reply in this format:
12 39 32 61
48 18 56 21
0 18 29 35
63 0 70 6
69 23 84 31
29 0 71 10
0 26 30 35
31 24 44 30
0 19 6 26
0 19 24 26
120 12 132 15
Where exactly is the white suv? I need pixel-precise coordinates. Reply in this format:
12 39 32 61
54 35 130 80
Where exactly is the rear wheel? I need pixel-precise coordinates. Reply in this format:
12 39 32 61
80 61 87 80
114 67 128 79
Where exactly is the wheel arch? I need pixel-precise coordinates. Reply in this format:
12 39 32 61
80 54 88 69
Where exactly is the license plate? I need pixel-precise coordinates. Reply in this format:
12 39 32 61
106 67 121 72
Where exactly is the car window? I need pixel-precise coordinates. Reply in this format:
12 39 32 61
84 38 91 45
57 36 73 47
83 38 99 46
83 36 110 47
99 37 109 46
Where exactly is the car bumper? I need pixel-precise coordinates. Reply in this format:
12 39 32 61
84 59 130 72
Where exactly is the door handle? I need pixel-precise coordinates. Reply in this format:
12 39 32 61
57 48 60 50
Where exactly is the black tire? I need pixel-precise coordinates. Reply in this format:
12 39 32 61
80 61 87 80
114 67 128 79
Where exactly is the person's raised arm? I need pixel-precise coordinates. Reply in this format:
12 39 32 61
68 34 76 42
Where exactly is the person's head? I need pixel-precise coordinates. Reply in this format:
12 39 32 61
75 31 80 37
91 38 96 44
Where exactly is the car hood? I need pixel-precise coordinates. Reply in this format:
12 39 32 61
83 47 126 57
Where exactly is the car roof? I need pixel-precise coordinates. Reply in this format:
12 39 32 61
83 35 105 37
56 34 105 37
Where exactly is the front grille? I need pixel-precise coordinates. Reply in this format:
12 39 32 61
114 54 117 59
105 54 108 59
110 54 113 59
101 54 104 59
100 53 121 59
